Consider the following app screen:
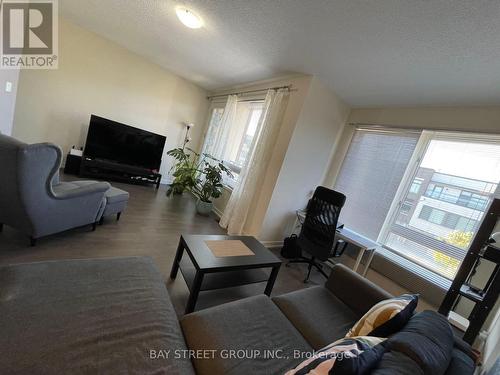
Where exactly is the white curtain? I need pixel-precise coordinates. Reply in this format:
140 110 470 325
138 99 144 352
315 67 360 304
220 88 289 234
200 95 238 159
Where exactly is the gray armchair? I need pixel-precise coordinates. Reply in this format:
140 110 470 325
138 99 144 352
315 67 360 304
0 134 110 245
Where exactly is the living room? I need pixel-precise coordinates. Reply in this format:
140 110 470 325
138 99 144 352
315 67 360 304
1 1 499 374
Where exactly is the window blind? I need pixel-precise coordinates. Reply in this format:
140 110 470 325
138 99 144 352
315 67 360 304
334 128 420 240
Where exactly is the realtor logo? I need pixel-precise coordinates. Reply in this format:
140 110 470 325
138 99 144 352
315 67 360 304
1 0 58 69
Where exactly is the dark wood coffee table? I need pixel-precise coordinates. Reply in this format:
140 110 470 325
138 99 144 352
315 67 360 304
170 234 282 314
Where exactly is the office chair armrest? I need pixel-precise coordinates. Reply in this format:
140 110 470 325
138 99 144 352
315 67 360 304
325 264 392 316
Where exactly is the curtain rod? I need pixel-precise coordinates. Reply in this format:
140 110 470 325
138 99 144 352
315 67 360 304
350 122 500 135
350 123 422 135
207 85 292 100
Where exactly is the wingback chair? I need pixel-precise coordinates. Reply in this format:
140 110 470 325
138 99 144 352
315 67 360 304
0 134 110 245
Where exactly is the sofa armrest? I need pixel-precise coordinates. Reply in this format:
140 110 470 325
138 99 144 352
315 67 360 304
325 264 392 315
453 335 477 362
51 181 110 200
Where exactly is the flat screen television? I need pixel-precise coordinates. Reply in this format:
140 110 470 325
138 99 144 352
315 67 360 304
83 115 166 171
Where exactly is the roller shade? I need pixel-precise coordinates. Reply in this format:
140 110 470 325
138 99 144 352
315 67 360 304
334 128 420 240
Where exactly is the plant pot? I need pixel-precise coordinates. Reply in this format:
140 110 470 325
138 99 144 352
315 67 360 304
196 200 213 216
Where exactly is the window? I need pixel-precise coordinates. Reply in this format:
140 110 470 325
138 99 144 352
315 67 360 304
456 217 477 232
334 128 420 239
457 191 489 211
419 206 437 222
203 101 264 188
401 200 413 213
442 212 460 229
380 133 500 279
202 107 224 148
232 103 262 169
409 178 423 194
425 184 443 199
418 207 471 231
336 128 500 282
426 207 446 225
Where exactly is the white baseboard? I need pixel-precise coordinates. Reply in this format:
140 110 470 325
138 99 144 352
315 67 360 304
160 176 173 185
212 206 223 218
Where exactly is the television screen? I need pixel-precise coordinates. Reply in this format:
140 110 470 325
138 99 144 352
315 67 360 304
84 115 166 171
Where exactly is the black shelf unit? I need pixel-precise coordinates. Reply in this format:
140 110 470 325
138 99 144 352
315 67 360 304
439 199 500 344
80 157 162 189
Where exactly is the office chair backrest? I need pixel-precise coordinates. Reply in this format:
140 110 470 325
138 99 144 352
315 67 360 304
299 186 346 261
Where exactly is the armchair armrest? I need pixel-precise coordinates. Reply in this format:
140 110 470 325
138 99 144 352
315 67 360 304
325 263 392 315
52 181 111 200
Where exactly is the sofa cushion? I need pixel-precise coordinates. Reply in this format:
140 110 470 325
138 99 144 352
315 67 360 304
181 295 313 375
0 257 194 375
346 294 418 338
273 286 359 350
285 336 386 375
325 264 393 316
374 310 456 375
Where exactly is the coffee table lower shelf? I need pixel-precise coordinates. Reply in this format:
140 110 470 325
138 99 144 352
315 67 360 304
179 257 270 292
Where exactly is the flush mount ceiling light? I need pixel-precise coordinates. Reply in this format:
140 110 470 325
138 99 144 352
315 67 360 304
176 7 203 29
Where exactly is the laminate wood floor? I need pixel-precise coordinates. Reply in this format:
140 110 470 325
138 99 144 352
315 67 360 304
0 179 324 316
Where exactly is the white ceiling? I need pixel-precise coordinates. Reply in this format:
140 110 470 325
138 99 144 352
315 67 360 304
61 0 500 107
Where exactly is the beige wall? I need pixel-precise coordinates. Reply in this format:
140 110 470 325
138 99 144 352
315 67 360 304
260 77 351 243
348 107 500 133
12 18 209 182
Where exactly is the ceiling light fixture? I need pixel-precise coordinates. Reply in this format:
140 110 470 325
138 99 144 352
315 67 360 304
176 7 203 29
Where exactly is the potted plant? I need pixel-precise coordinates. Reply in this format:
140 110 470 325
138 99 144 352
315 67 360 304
166 147 198 195
166 148 233 215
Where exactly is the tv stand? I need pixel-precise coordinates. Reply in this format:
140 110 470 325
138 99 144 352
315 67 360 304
80 157 162 189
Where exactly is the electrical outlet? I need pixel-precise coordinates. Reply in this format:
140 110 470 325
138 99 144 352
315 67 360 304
5 81 13 93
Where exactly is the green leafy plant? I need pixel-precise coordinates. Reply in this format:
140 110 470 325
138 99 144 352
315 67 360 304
444 230 474 249
166 148 199 196
166 147 233 203
432 230 474 278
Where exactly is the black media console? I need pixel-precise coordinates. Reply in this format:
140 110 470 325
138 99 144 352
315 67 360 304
80 157 162 189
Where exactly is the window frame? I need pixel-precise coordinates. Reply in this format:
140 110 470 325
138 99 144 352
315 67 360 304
377 130 500 280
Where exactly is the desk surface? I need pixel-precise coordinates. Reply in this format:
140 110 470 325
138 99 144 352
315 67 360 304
296 209 380 250
336 227 379 250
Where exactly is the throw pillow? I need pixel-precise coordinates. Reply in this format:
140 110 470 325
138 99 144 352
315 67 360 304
285 336 386 375
346 294 418 338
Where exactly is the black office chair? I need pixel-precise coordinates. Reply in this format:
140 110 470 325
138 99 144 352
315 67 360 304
287 186 346 282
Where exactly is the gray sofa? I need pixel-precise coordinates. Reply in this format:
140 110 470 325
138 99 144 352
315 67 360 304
0 257 194 374
0 257 475 374
0 134 112 244
180 264 475 374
